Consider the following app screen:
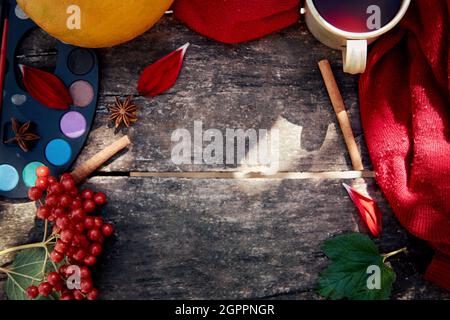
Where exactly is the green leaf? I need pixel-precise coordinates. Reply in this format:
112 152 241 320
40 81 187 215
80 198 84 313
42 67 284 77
5 247 61 300
317 233 396 300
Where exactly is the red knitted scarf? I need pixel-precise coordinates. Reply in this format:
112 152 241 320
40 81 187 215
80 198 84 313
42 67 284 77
359 0 450 290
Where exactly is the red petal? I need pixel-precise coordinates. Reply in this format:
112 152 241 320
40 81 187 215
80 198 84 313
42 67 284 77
20 65 72 110
343 183 382 237
137 43 189 97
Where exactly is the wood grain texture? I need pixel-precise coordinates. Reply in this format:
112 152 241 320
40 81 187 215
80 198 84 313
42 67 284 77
1 177 448 300
3 177 446 300
16 18 370 173
0 201 37 300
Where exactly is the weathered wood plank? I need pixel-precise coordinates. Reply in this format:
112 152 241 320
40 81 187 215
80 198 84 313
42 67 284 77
16 18 370 173
1 177 447 299
0 201 37 267
0 200 37 300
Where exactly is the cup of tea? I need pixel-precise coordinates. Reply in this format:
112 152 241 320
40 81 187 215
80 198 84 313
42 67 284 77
304 0 411 74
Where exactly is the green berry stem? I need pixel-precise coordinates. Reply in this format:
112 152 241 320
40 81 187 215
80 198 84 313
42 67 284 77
0 267 43 282
42 219 49 242
382 247 408 263
0 242 46 257
0 232 57 259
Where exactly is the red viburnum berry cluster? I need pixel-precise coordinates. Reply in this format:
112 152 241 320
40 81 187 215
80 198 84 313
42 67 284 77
25 166 114 300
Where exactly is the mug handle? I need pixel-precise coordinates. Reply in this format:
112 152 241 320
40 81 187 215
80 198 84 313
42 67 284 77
343 40 367 74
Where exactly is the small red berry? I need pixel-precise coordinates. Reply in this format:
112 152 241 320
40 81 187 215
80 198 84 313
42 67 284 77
47 176 58 184
59 194 73 208
60 173 73 181
48 182 64 195
66 246 76 257
35 177 49 190
93 192 107 206
56 216 71 230
69 189 79 198
71 198 83 209
102 223 114 237
83 200 96 213
81 189 94 200
36 166 50 178
73 290 85 300
45 194 59 207
71 208 86 221
61 288 71 296
87 229 102 242
84 216 95 229
61 178 76 191
73 249 87 262
84 255 97 266
53 281 64 292
89 243 102 256
26 285 39 299
59 265 68 276
55 240 68 254
38 282 53 297
47 272 61 286
52 206 66 218
36 206 51 220
60 229 74 243
87 288 99 300
80 278 93 293
50 250 64 263
74 222 85 233
60 293 74 300
80 266 91 279
94 217 103 229
73 234 89 248
28 187 43 201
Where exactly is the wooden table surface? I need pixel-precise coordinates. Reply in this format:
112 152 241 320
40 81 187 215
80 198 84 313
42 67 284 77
1 16 448 300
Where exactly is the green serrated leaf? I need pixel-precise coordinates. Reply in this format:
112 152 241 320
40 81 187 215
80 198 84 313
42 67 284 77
317 233 396 300
5 247 61 300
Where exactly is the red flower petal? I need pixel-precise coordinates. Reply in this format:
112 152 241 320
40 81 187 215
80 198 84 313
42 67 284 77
20 65 73 110
137 43 189 97
343 183 382 237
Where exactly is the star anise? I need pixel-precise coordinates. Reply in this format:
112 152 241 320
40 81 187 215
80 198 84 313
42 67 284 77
107 96 138 130
4 118 40 152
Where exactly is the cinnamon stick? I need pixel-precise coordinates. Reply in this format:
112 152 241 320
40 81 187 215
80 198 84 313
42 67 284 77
71 135 132 184
318 60 364 171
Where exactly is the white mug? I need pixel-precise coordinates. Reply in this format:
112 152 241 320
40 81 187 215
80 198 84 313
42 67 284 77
303 0 411 74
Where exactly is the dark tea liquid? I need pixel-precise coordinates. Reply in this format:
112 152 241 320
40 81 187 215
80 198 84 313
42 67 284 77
312 0 402 33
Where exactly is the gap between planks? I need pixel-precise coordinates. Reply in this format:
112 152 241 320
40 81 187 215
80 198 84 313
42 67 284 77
127 170 375 179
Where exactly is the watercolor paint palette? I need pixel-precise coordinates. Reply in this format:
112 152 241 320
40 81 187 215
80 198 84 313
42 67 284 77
0 0 99 199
